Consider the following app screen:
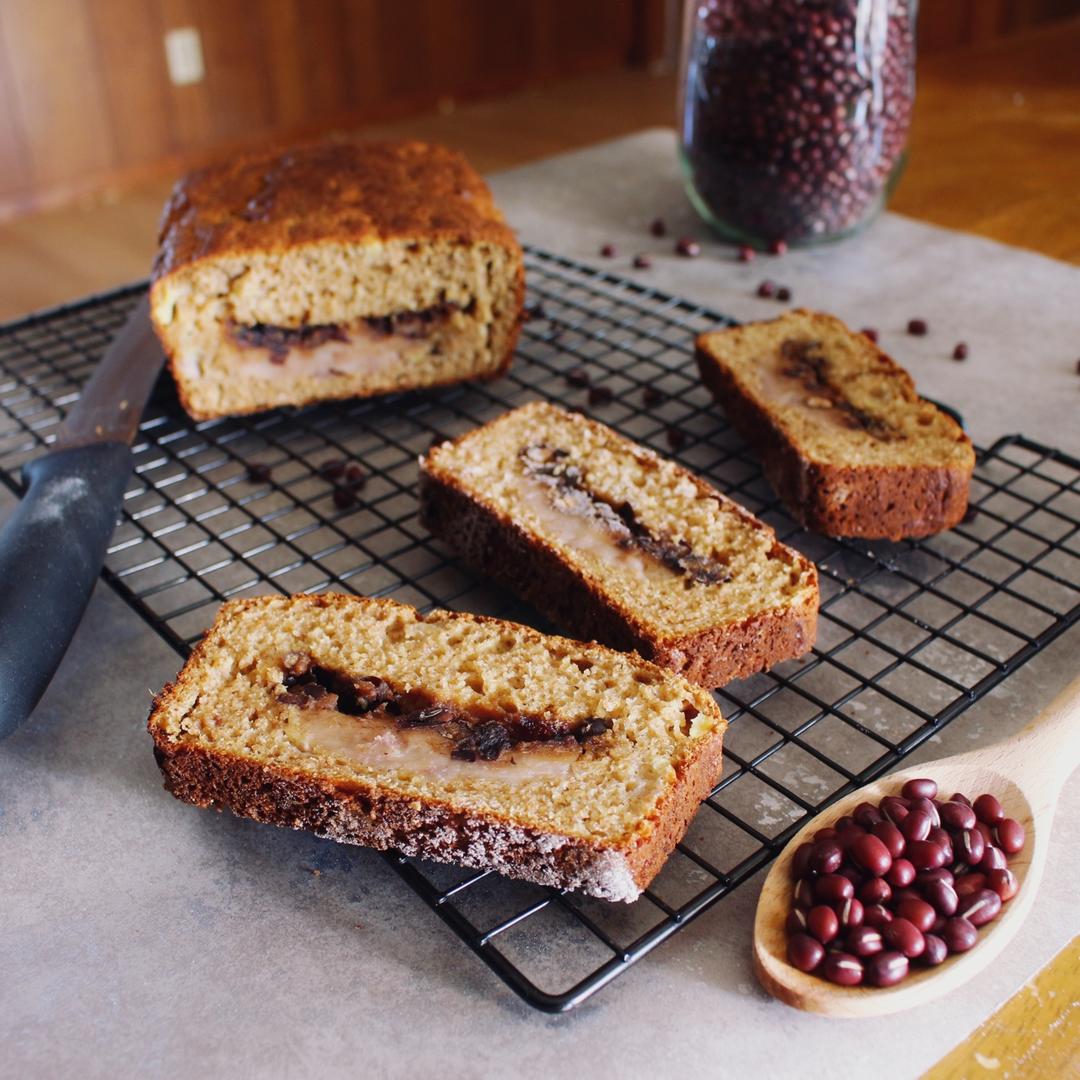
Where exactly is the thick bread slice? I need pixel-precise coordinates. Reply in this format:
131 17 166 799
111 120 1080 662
150 139 524 420
419 402 818 688
148 593 726 902
696 309 975 540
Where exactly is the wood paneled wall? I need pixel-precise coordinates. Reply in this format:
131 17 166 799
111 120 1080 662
0 0 665 218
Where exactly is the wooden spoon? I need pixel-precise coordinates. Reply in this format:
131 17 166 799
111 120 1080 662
753 674 1080 1017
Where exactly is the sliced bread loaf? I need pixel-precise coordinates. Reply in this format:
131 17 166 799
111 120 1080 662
696 309 975 539
148 593 727 902
419 402 818 688
150 139 524 420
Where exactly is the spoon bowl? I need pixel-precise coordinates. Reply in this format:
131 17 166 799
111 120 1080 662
753 675 1080 1017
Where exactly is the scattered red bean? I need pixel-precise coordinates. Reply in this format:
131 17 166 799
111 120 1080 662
318 458 346 480
642 386 666 407
768 238 788 256
788 933 825 972
599 243 617 258
665 426 687 451
332 487 357 510
861 328 880 343
247 462 272 483
565 367 590 388
823 952 864 986
525 302 546 321
675 237 701 257
588 385 614 407
866 951 909 987
996 818 1026 854
633 254 653 269
777 286 792 302
756 280 777 298
907 318 928 336
737 244 755 262
345 464 366 488
952 342 969 361
650 218 667 237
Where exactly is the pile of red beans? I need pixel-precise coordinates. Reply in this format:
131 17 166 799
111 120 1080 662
785 778 1024 987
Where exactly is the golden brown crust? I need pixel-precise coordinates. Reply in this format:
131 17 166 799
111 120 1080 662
152 138 519 282
418 447 819 689
147 593 726 902
696 343 973 540
149 712 724 903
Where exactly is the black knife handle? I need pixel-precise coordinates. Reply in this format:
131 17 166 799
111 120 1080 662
0 442 133 739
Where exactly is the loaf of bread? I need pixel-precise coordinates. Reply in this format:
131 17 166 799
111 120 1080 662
148 593 727 902
696 310 975 540
419 402 818 689
150 139 524 420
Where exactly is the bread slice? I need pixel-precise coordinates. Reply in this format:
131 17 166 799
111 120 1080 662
696 309 975 540
147 593 726 902
150 139 524 420
418 402 818 689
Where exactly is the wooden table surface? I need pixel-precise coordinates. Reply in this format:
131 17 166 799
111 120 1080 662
0 16 1076 1076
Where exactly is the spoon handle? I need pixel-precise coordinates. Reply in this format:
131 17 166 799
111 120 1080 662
1005 674 1080 800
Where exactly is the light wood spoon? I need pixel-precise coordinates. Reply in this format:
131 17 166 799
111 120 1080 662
753 674 1080 1017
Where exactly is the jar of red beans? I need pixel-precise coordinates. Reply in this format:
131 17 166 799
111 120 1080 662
677 0 917 246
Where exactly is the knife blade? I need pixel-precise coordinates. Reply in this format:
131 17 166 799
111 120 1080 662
0 294 165 738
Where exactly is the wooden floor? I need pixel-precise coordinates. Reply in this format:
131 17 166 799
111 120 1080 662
0 21 1077 1076
0 18 1078 322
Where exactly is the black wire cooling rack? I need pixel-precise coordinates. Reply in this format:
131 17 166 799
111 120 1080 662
1 246 1078 1012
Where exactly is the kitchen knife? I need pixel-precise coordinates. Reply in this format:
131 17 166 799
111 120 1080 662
0 295 164 739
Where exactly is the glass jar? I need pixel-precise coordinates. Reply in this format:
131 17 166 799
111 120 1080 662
678 1 917 246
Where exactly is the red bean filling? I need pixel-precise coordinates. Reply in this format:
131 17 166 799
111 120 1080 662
277 653 613 763
778 339 904 441
232 302 465 363
786 778 1025 987
519 444 732 586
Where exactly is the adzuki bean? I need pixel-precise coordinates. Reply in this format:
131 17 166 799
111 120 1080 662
784 778 1021 989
